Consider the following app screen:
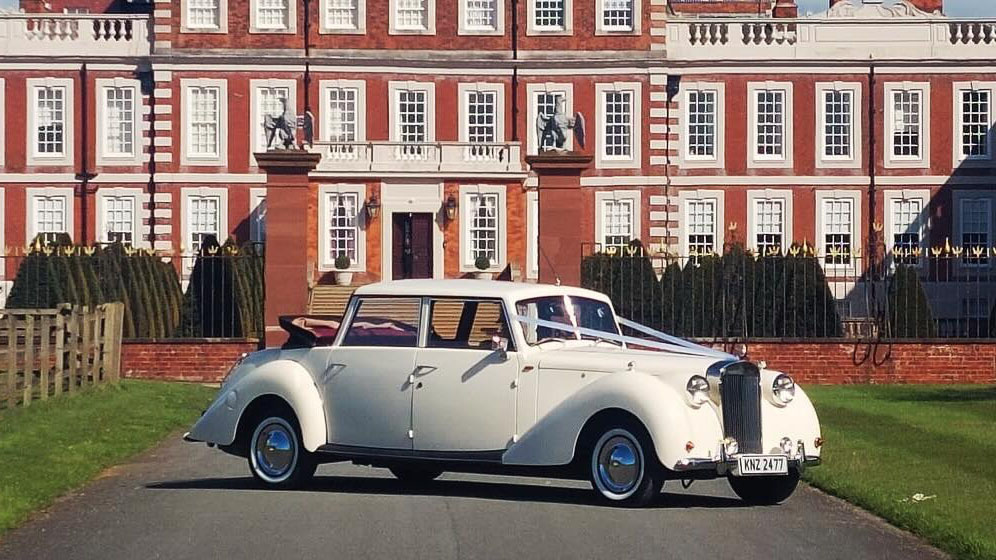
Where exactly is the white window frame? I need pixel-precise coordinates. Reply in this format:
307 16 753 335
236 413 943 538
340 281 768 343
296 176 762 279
318 184 367 272
595 0 640 34
952 81 996 168
746 189 793 255
953 190 995 270
181 0 228 33
249 79 297 166
95 78 142 166
815 190 862 274
26 78 74 167
0 78 5 168
250 0 296 33
389 81 436 143
26 187 74 244
181 79 228 167
747 81 793 169
389 0 436 34
319 0 366 33
527 0 572 35
816 82 862 169
883 189 929 268
677 190 724 258
459 0 504 35
594 190 642 254
526 82 573 156
595 81 642 170
680 82 725 169
458 82 505 145
181 187 228 256
250 187 267 245
526 190 538 280
458 184 507 272
96 187 146 248
884 82 930 169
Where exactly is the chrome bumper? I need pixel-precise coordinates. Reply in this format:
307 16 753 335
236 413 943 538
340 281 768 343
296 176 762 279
673 455 821 474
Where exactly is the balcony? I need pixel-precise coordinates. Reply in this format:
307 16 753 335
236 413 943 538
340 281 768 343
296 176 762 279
310 141 526 177
0 14 150 58
665 17 996 62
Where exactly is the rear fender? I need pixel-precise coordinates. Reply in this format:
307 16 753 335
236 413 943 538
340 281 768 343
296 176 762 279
187 360 327 452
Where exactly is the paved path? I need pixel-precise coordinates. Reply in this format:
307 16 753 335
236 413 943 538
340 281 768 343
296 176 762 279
0 436 946 560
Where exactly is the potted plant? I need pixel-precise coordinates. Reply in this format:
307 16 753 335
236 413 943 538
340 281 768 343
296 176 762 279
334 253 353 286
474 255 493 280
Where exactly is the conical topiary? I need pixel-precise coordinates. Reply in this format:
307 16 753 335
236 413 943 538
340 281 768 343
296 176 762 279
888 265 937 338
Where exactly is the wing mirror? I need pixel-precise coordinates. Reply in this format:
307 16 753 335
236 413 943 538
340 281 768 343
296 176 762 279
491 335 509 359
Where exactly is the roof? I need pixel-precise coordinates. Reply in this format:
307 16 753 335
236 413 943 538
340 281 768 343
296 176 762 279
352 279 611 303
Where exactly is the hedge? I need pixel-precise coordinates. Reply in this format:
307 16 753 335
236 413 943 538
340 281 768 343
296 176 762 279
176 236 265 338
887 265 937 338
581 242 843 339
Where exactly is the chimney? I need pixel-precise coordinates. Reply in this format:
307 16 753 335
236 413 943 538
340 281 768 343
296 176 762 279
773 0 798 18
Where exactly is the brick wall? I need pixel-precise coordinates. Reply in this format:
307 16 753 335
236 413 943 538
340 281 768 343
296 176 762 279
722 340 996 384
121 339 260 383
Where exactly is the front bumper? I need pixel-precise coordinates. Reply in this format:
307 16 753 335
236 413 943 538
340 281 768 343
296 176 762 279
673 454 821 475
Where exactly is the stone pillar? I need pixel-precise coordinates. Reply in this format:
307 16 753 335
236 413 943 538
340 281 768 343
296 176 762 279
525 153 592 287
255 151 322 348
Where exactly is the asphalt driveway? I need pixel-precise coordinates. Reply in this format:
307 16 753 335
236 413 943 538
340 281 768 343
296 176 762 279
0 436 946 560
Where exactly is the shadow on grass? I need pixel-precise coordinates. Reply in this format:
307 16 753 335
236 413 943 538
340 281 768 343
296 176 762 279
146 475 748 509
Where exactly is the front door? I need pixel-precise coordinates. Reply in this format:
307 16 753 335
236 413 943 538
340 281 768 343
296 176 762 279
412 299 519 452
392 212 433 280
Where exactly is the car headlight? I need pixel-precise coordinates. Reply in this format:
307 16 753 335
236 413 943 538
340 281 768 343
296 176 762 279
772 374 796 405
686 375 711 407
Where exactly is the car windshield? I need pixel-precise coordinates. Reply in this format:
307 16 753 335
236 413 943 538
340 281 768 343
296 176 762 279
515 296 620 346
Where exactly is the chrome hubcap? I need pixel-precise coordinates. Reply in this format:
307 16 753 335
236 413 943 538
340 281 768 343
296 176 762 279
254 422 295 479
596 435 641 494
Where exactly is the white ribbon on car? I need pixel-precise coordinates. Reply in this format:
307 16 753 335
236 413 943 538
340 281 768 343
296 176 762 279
512 314 735 360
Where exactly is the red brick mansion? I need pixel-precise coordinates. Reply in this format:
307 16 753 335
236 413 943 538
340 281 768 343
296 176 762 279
0 0 993 303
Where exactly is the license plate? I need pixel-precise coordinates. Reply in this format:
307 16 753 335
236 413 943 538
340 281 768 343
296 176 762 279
735 454 788 476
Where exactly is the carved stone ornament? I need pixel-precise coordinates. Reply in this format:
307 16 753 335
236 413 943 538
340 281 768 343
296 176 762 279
821 0 940 19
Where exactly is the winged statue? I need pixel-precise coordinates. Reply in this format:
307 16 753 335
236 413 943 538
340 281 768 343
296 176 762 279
263 98 297 150
535 97 585 152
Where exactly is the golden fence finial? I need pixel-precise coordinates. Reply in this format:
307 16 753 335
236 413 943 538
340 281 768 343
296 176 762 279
872 221 884 233
728 221 738 232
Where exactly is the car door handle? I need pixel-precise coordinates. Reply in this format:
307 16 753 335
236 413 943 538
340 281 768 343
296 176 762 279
413 365 437 376
322 363 347 384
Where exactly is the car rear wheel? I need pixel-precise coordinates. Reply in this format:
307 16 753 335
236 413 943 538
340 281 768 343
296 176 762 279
728 470 800 505
248 415 317 489
588 425 663 507
389 466 443 484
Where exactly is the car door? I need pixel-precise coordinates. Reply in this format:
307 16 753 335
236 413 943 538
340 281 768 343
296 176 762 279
323 297 422 451
412 298 519 453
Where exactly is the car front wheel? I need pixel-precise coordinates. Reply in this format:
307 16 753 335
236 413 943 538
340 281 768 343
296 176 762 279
728 470 800 505
248 415 317 489
588 426 663 507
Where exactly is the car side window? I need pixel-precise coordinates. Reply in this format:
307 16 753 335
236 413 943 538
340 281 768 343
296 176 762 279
341 297 421 348
427 299 513 351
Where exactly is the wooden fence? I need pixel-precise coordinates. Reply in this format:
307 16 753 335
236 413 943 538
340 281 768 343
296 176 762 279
1 303 124 409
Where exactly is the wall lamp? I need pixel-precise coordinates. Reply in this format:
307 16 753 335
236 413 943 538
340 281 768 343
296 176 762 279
365 195 380 220
444 195 458 222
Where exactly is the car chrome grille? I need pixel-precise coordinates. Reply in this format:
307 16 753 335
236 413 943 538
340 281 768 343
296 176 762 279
720 362 763 454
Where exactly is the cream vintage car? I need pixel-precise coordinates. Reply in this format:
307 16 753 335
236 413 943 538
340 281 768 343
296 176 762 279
185 279 822 507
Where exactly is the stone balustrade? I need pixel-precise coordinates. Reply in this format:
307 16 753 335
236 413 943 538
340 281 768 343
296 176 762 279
0 14 150 58
311 141 525 176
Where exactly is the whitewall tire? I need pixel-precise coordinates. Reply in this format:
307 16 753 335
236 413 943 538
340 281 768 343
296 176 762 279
588 425 663 507
248 415 316 489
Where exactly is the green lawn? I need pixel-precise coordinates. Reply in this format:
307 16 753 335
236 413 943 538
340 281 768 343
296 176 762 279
0 380 216 535
804 385 996 560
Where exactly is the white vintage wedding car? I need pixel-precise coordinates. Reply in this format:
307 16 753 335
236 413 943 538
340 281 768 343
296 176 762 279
185 280 822 506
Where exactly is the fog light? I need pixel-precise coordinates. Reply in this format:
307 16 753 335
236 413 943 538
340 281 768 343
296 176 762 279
722 437 739 456
779 437 795 455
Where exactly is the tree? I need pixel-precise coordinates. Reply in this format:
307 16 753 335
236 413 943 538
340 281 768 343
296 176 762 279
887 265 936 338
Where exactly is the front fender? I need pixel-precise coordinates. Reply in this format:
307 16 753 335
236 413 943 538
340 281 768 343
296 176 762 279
502 371 723 468
187 359 327 452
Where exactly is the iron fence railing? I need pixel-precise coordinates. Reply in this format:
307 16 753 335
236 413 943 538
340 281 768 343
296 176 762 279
581 243 996 341
0 241 264 341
